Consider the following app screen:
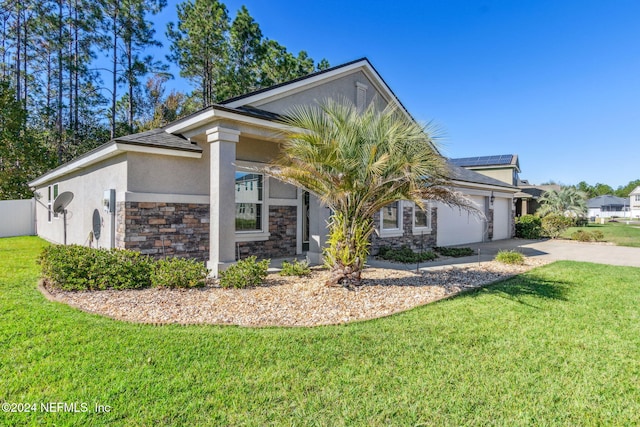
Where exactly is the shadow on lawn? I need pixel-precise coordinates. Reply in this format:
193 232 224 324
479 274 571 308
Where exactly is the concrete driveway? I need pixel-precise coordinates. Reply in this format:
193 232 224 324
367 238 640 271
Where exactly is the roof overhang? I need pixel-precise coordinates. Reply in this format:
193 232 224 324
164 105 290 137
451 180 519 194
29 142 202 188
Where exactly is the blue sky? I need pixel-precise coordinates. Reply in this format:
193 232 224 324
150 0 640 188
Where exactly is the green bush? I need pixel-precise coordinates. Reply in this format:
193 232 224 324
377 245 438 263
151 258 209 288
433 246 475 257
39 245 152 291
494 250 525 265
279 259 311 277
219 256 270 289
541 214 574 239
570 229 605 243
515 215 543 239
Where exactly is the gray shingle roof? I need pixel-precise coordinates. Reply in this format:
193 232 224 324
115 128 201 152
587 195 629 208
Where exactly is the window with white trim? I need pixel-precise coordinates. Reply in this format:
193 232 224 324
635 195 640 202
235 172 263 231
382 202 400 230
52 184 59 219
47 186 52 223
414 205 430 229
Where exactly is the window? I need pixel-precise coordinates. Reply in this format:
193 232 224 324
414 207 429 229
52 184 59 219
47 186 52 223
635 195 640 202
382 202 400 230
235 172 263 231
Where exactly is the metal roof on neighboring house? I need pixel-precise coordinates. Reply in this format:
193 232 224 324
587 195 629 208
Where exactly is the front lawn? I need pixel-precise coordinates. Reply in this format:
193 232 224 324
563 221 640 247
1 236 640 425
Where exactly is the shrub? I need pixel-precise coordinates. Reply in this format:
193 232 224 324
377 245 438 263
495 250 525 265
219 256 270 289
151 258 209 288
433 246 474 257
541 214 574 239
570 229 605 243
571 230 592 242
279 259 311 277
39 245 152 291
515 215 543 239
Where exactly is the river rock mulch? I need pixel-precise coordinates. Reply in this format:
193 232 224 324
40 258 547 327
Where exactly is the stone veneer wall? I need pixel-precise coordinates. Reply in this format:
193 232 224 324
237 205 297 260
370 206 438 255
487 209 494 241
116 202 209 261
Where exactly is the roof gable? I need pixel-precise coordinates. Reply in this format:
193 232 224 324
220 58 410 118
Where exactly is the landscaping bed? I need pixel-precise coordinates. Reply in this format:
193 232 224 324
41 259 546 327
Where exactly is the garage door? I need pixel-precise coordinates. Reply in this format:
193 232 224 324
493 198 511 240
437 196 486 246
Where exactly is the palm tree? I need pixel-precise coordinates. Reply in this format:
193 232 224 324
269 98 477 286
537 186 587 218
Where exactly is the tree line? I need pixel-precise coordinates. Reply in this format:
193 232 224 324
572 180 640 199
0 0 329 199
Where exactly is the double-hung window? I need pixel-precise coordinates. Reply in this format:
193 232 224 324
235 172 263 231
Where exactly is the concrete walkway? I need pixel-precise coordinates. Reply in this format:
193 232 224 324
367 238 640 271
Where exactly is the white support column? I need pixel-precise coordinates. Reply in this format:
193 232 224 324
207 126 240 276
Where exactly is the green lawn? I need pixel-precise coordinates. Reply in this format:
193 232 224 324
563 221 640 247
2 236 640 425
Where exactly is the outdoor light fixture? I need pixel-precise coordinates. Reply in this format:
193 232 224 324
490 192 495 207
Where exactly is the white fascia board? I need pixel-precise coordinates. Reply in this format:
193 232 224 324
115 143 202 158
29 144 121 187
166 107 290 138
450 180 519 194
29 143 201 188
164 109 216 134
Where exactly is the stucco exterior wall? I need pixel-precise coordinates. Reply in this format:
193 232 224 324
126 144 209 195
254 71 387 114
236 137 281 163
34 154 127 248
469 168 514 186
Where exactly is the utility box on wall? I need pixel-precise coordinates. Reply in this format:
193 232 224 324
103 189 115 213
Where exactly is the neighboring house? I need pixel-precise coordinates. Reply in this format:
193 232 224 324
629 186 640 218
30 58 517 276
587 195 630 219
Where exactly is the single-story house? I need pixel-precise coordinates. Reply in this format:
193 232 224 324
587 195 630 219
29 58 517 275
628 186 640 218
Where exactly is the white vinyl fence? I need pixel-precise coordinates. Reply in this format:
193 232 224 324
0 199 36 237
